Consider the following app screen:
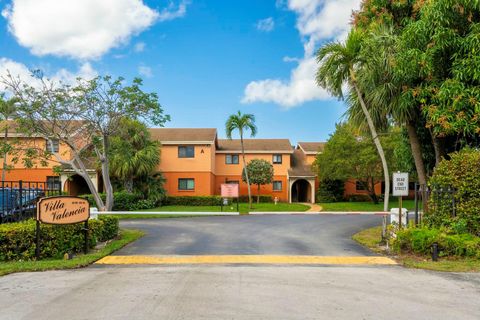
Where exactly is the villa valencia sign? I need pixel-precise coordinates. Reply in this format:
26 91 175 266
37 196 90 224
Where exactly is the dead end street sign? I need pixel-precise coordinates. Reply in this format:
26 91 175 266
393 172 409 197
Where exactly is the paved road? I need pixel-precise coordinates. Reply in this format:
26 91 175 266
1 214 479 320
1 265 479 319
115 214 382 256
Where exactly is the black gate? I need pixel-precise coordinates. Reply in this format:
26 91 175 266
0 180 63 224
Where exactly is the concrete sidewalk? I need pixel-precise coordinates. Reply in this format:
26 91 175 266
1 265 478 320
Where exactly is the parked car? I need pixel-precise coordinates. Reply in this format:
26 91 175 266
0 188 46 223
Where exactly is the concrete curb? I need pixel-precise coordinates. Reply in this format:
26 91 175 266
250 211 389 215
96 211 240 216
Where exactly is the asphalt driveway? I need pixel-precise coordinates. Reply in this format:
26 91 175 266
2 214 480 320
115 214 382 256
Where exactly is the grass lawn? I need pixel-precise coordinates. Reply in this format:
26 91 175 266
0 229 144 277
319 199 416 212
353 226 480 272
107 202 310 219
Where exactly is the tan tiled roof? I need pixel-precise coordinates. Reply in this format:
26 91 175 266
288 149 316 177
149 128 217 143
217 139 293 153
297 142 325 154
0 120 88 136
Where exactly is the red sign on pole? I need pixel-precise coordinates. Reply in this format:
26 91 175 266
221 184 239 197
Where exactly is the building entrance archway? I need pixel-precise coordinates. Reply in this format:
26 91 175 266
291 179 312 203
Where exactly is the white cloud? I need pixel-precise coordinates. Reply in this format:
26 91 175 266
138 65 153 78
242 0 361 108
134 42 146 53
2 0 189 60
243 57 330 107
0 57 97 92
256 17 275 32
283 56 300 63
158 0 189 21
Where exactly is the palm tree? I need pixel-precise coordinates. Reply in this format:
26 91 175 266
347 27 428 186
0 95 18 183
109 118 160 193
226 111 257 209
316 30 391 211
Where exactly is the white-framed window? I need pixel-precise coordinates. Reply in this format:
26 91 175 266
273 181 282 191
273 154 282 164
46 176 61 190
225 154 239 164
178 146 195 158
45 139 59 153
178 178 195 191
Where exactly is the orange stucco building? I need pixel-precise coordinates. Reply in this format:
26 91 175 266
1 124 406 203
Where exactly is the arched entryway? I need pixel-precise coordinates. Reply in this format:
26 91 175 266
291 179 311 203
66 174 91 196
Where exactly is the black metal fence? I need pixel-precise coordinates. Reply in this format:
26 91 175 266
0 180 62 224
413 183 457 225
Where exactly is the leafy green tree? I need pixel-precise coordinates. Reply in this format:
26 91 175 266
226 111 257 208
109 118 160 193
316 30 391 210
345 25 430 187
242 159 274 204
316 179 345 203
0 94 18 182
396 0 480 161
352 0 480 175
314 123 406 204
2 74 169 211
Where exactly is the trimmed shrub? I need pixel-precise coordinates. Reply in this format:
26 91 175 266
238 195 272 203
0 216 119 261
97 216 119 242
165 196 222 206
81 192 143 211
164 195 273 206
129 199 157 211
426 148 480 236
392 227 480 258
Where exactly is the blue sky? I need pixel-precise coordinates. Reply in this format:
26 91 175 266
0 0 360 143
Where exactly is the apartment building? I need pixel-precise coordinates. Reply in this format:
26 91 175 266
1 123 400 202
150 128 317 203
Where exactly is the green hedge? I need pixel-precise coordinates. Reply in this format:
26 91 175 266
238 195 273 203
392 227 480 258
426 148 480 236
81 192 146 211
0 216 119 261
164 195 273 206
165 196 222 206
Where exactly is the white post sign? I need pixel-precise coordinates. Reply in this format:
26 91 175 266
393 172 409 229
393 172 409 197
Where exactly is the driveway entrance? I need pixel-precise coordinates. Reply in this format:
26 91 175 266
110 215 382 256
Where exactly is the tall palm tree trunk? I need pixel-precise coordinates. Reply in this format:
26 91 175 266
406 121 427 186
351 71 390 212
240 131 252 208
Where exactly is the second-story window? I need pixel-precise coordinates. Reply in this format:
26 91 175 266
273 154 282 164
178 146 195 158
46 138 59 153
225 154 239 164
